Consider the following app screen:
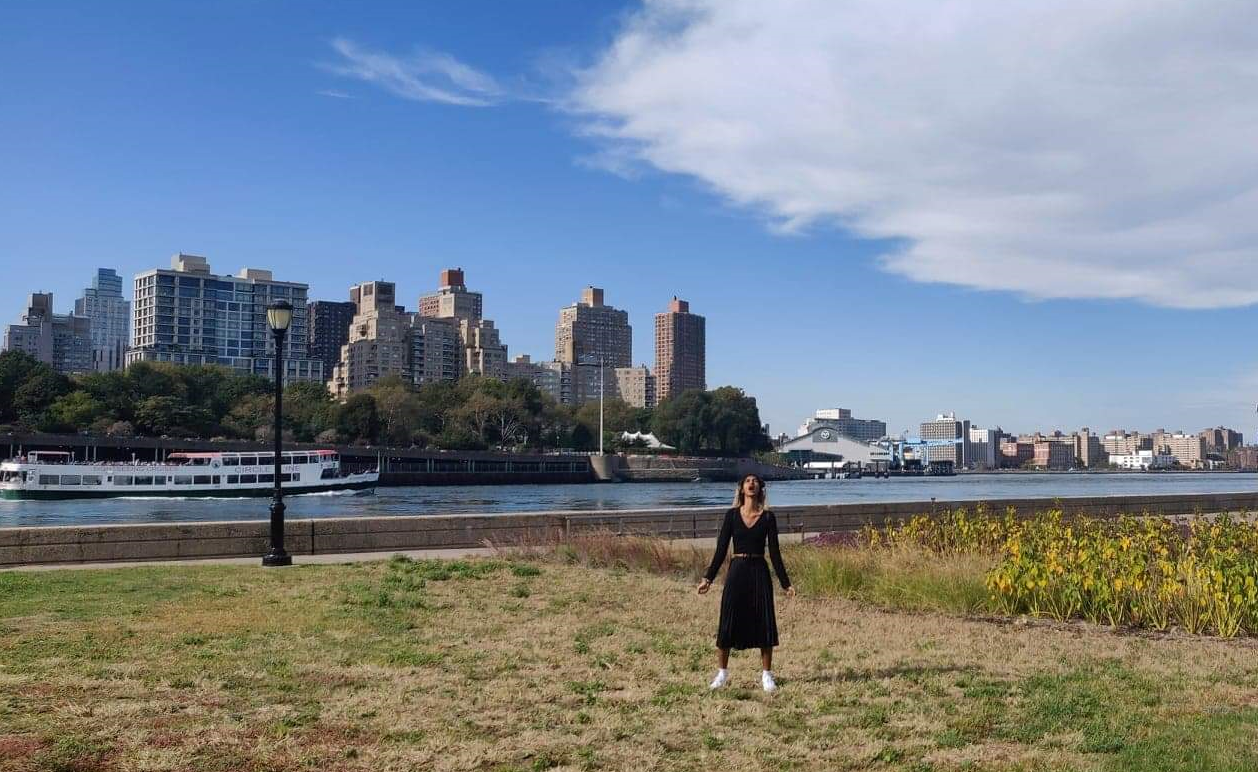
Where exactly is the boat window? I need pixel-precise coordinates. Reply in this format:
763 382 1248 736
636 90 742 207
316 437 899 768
191 458 209 466
222 457 239 467
39 475 58 485
258 456 274 466
193 475 212 485
226 475 238 484
258 474 274 483
60 475 81 486
212 476 221 485
239 456 258 466
115 476 133 485
321 468 336 480
134 476 153 485
174 476 193 485
82 476 102 486
239 474 257 484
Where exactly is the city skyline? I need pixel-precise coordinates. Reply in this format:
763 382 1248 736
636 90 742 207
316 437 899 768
4 2 1258 439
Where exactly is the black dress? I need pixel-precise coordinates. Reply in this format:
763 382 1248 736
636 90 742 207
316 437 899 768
703 507 792 650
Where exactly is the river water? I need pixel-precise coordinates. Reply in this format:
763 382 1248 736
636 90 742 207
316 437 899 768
1 472 1254 528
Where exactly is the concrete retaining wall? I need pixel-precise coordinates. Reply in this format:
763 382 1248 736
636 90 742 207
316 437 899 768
3 491 1257 567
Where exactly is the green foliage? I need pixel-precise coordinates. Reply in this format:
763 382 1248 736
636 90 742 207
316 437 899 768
651 386 769 455
0 355 773 455
337 393 381 443
47 391 107 432
0 350 47 422
13 367 74 428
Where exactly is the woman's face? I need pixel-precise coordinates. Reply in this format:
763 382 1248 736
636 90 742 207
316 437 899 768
741 476 761 498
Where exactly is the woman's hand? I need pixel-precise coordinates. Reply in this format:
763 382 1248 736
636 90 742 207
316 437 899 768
785 586 797 599
697 578 711 595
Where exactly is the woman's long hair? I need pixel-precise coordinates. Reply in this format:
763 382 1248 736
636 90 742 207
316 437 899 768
732 473 767 511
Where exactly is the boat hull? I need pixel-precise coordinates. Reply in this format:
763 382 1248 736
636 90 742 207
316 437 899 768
0 477 377 501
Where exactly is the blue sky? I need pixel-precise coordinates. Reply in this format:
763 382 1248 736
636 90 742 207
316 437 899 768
3 0 1256 440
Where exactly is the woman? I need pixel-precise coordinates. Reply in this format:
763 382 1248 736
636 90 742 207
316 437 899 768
697 473 795 692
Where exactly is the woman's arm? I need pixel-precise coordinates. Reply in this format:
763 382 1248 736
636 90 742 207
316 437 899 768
767 512 792 590
703 510 734 582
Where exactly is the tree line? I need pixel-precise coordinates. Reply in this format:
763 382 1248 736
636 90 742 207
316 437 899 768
0 350 770 456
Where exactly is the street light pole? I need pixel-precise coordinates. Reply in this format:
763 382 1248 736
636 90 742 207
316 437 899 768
599 355 604 455
263 300 293 567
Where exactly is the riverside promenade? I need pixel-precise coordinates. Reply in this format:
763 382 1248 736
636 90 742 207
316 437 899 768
4 490 1257 568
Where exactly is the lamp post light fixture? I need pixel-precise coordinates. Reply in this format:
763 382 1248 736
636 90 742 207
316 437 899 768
263 300 293 567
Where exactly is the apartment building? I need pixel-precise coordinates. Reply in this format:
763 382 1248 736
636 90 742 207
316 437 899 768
129 254 322 381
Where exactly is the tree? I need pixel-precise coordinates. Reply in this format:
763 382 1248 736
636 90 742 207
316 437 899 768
708 386 770 456
134 396 186 436
650 387 768 457
575 398 637 436
337 394 381 443
284 381 336 442
13 368 74 429
652 389 712 454
570 422 595 451
125 362 185 403
0 350 43 423
223 394 274 439
367 376 427 446
47 391 107 432
76 370 132 422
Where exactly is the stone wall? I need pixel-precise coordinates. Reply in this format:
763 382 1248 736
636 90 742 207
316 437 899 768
4 491 1257 568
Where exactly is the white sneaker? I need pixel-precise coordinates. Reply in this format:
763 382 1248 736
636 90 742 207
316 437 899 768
761 670 777 693
709 669 729 690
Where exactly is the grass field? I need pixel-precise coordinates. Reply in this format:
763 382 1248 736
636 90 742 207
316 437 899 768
3 548 1258 771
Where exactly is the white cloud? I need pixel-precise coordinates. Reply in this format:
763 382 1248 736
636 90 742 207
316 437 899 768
571 0 1258 308
317 89 354 99
326 38 502 107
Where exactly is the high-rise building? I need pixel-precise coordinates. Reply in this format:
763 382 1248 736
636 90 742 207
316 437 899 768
613 365 656 409
1000 439 1035 468
506 356 637 408
418 269 507 378
409 315 461 386
798 408 887 443
1227 446 1258 471
654 296 705 401
1201 427 1244 453
920 412 970 467
1033 437 1076 470
1153 431 1207 469
557 286 632 368
1074 428 1107 468
506 355 567 404
458 317 508 379
418 268 483 321
74 269 130 372
308 300 356 379
329 281 410 397
968 427 1000 469
129 254 323 381
3 292 93 374
1102 430 1153 456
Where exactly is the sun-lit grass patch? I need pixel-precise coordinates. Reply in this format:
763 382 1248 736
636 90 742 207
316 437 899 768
2 553 1258 771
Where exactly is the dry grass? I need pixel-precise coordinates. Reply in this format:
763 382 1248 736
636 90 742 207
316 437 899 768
3 555 1258 771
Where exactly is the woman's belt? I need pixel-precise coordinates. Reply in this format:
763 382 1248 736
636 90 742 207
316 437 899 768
731 553 764 559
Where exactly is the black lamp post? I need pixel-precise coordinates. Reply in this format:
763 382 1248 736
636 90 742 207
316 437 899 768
263 300 293 567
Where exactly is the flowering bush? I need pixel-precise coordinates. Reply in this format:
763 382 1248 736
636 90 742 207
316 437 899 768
872 507 1258 638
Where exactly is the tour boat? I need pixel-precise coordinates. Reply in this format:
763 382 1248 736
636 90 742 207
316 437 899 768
0 450 378 500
